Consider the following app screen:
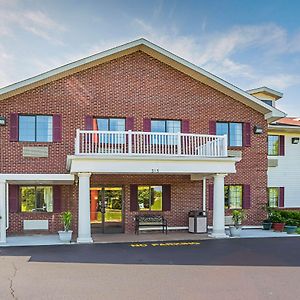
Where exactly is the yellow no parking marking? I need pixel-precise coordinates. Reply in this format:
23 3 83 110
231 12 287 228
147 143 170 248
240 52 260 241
130 241 201 247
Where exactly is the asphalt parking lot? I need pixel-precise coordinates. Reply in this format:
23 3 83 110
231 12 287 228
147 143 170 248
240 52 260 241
1 237 300 300
1 236 300 266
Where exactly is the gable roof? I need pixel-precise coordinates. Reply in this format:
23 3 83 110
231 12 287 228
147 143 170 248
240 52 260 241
0 38 285 122
268 117 300 133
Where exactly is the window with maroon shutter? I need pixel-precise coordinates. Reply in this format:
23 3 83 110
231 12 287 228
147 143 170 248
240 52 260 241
130 185 138 211
85 115 93 130
242 184 251 209
279 187 285 207
125 117 134 131
279 135 285 156
10 113 19 142
181 120 190 133
208 184 214 210
52 114 62 142
53 186 62 213
243 123 251 147
162 185 171 211
9 185 19 213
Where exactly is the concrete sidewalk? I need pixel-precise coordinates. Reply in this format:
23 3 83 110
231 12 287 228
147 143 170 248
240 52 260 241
1 229 299 247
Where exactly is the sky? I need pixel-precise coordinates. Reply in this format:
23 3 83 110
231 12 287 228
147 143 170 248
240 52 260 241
0 0 300 116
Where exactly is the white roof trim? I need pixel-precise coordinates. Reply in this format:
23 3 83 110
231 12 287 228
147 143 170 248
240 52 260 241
0 38 285 122
0 173 74 184
268 124 300 132
247 86 283 99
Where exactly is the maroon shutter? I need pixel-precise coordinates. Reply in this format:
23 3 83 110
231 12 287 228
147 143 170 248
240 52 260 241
9 185 19 213
208 184 214 210
52 114 62 142
143 118 151 132
243 122 251 147
85 115 93 130
53 186 61 213
279 135 285 156
10 113 19 142
162 185 171 211
279 187 285 207
181 120 190 133
125 117 134 131
130 185 138 211
242 184 251 209
209 121 216 135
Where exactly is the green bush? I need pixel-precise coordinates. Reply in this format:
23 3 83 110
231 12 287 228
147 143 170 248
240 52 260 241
296 227 300 234
269 210 300 225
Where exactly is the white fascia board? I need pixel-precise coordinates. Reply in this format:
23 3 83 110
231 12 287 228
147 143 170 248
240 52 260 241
268 124 300 133
247 87 283 99
67 155 239 175
0 174 74 184
0 38 285 121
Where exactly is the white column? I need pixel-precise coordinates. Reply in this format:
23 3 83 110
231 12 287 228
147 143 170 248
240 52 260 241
211 174 227 238
0 180 6 244
77 173 93 243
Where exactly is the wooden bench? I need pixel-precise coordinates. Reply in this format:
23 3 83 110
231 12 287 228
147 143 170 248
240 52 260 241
135 215 168 235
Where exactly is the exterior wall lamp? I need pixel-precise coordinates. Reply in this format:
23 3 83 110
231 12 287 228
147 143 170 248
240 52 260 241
253 125 263 134
292 137 300 144
0 117 6 126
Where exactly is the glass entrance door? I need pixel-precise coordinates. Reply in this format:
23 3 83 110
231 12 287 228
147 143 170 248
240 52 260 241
90 187 123 233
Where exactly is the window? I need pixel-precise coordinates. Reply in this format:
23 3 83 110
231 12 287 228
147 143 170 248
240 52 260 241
268 187 279 208
93 118 126 143
19 115 53 142
216 122 243 147
138 186 162 211
268 135 279 156
20 186 53 212
262 100 273 106
151 120 181 144
94 118 126 131
224 185 243 209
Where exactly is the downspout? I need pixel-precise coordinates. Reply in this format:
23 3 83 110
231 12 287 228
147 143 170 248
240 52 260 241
6 182 9 230
202 177 206 212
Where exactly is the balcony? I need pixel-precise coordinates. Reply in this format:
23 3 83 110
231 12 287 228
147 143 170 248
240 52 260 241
75 130 228 157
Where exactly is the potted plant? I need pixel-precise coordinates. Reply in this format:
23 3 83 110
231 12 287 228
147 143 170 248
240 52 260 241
270 211 285 232
262 204 273 230
285 219 298 234
58 211 73 243
229 210 245 237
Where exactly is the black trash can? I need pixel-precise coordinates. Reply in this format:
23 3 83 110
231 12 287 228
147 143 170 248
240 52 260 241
188 210 207 233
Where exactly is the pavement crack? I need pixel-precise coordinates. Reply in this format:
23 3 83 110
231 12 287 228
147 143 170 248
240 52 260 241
9 262 18 299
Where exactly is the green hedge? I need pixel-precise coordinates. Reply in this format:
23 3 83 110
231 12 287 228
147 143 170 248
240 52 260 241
269 210 300 226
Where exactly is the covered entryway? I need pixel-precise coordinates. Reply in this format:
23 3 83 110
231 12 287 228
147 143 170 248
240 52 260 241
90 186 124 234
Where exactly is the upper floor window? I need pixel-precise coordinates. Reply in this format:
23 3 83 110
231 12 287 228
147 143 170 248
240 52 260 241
19 115 53 142
151 120 181 133
224 185 243 209
216 122 243 147
93 118 126 132
20 186 53 212
262 100 273 106
151 120 181 145
268 135 279 156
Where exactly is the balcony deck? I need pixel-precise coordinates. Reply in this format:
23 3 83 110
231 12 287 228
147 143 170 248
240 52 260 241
75 130 228 158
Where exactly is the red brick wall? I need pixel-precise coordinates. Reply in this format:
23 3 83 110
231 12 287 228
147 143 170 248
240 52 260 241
0 51 268 233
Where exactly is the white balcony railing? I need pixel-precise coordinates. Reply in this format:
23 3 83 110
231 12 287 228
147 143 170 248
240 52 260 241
75 130 228 157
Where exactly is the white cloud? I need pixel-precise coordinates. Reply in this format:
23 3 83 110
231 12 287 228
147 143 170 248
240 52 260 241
0 4 66 43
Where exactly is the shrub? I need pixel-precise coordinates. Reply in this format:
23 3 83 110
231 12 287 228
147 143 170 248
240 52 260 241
269 210 300 225
232 210 245 228
61 211 72 231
